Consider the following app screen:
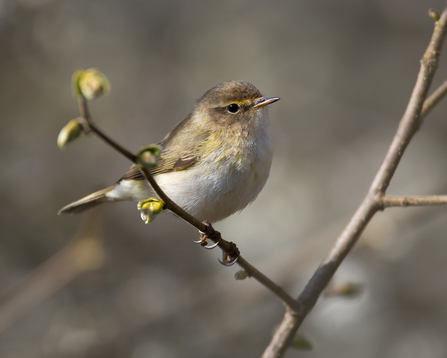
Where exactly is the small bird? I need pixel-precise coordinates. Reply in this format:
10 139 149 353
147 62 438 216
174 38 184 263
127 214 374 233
59 81 279 223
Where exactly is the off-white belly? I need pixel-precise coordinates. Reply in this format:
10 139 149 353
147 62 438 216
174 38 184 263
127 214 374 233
107 148 272 223
107 109 273 223
155 155 271 222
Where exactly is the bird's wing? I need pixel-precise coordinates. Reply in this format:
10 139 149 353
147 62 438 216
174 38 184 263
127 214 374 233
119 154 199 182
118 113 207 182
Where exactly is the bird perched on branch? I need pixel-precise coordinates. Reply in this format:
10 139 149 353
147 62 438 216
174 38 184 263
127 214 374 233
59 81 279 223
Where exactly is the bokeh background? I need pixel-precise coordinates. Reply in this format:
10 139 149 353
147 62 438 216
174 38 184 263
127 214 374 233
1 0 447 357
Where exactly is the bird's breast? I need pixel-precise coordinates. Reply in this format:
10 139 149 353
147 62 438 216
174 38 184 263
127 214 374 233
147 110 272 222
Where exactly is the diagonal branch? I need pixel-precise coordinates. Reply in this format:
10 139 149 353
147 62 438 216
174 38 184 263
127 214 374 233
262 5 447 358
370 10 447 196
78 97 136 162
76 95 299 311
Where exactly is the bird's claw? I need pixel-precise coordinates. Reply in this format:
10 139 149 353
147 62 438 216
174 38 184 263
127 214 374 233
195 222 239 265
194 221 220 249
218 242 240 266
203 240 220 250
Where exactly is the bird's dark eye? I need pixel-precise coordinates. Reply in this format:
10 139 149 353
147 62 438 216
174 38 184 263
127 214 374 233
227 103 240 113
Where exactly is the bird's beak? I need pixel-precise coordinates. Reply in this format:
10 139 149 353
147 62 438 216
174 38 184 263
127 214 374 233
253 97 280 109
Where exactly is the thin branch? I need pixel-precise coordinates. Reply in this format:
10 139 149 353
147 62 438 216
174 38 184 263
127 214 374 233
236 257 300 310
78 97 137 162
263 6 447 358
421 80 447 117
76 95 299 311
136 166 207 230
262 310 299 358
70 7 447 357
382 195 447 207
370 12 447 196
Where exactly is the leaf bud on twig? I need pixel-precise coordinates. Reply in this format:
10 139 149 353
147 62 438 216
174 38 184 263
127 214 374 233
325 281 364 299
57 118 83 150
137 145 162 169
234 270 249 280
72 68 110 100
138 197 164 224
429 8 440 21
291 333 313 350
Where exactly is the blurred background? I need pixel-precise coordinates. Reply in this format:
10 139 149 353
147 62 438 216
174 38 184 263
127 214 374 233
1 0 447 357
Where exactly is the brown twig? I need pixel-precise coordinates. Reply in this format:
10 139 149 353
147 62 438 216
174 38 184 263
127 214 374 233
421 80 447 117
76 95 299 311
262 6 447 357
72 7 447 356
78 97 137 162
382 195 447 207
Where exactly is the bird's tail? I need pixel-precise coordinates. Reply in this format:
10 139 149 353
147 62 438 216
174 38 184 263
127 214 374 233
58 186 116 214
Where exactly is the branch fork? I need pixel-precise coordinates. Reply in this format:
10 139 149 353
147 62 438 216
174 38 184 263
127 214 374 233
65 7 447 356
262 5 447 357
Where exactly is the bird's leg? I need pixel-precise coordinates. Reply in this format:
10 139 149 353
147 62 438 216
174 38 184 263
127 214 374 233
194 221 220 249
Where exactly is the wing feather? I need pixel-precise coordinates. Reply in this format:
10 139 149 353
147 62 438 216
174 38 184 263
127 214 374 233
118 113 206 183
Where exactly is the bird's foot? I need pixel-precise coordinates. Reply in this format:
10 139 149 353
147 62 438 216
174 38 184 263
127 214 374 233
194 221 220 249
219 242 240 266
194 221 240 265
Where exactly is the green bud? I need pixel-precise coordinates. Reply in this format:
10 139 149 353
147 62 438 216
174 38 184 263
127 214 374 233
325 281 363 299
72 68 110 100
138 197 164 223
57 118 83 150
291 333 313 351
429 8 440 21
337 282 363 298
235 270 249 280
137 145 162 169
